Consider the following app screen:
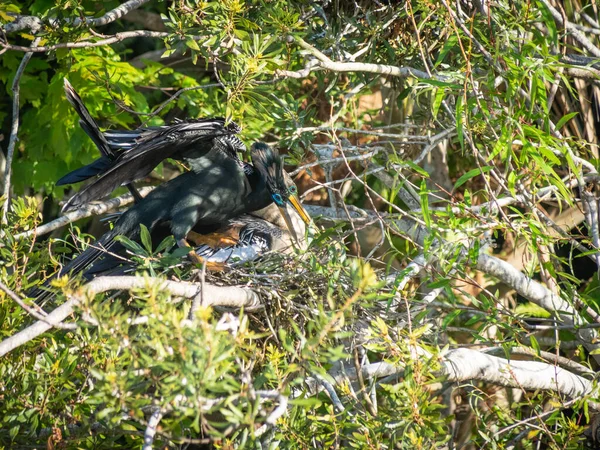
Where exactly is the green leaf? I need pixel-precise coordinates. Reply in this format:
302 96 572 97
455 95 464 150
515 302 551 318
454 166 493 190
140 224 153 254
554 112 578 131
420 179 431 227
530 335 540 356
442 309 461 330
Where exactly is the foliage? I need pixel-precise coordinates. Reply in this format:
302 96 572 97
2 0 600 448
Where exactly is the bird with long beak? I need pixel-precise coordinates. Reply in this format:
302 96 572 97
74 201 307 278
31 138 310 301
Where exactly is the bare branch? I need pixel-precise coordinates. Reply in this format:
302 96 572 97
142 408 164 450
15 186 155 241
0 276 259 357
290 36 441 80
0 30 169 53
442 348 594 401
78 0 152 28
307 348 595 408
2 0 152 34
482 347 594 377
1 37 41 227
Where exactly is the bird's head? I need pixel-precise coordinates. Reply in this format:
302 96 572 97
251 142 311 241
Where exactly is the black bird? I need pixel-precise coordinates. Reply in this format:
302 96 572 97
33 138 310 300
59 79 244 211
82 202 307 277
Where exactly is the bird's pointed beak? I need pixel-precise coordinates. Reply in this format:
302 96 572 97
288 194 311 225
279 205 300 244
278 195 310 245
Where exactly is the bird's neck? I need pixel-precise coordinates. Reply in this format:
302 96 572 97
244 166 273 212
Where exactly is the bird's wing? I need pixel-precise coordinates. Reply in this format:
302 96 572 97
61 119 240 211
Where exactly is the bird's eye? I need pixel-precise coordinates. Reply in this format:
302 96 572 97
272 193 284 205
288 185 298 195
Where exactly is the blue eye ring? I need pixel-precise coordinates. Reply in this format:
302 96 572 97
272 193 284 205
288 185 298 195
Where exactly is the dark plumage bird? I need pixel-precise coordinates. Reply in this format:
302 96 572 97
68 139 304 262
33 139 310 300
32 81 311 301
59 79 244 211
82 203 307 277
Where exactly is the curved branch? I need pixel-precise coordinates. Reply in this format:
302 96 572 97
0 276 259 357
0 30 169 53
2 0 152 34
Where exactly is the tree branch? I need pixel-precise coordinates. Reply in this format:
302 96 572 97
0 30 169 53
1 37 41 227
442 348 594 401
290 36 441 80
0 276 259 357
2 0 152 34
15 186 155 241
142 408 164 450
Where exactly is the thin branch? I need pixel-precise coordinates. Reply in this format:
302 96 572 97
15 186 155 241
482 347 594 377
2 0 152 33
1 37 41 227
0 280 77 330
0 30 169 53
0 276 259 357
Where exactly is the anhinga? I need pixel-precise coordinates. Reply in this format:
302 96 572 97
32 81 310 299
81 203 307 278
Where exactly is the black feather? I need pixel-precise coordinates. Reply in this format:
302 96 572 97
56 156 113 186
63 79 114 158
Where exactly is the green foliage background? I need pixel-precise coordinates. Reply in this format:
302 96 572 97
1 0 600 448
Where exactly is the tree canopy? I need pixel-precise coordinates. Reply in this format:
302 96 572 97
2 0 600 448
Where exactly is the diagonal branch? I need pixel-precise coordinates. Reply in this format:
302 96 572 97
2 0 152 34
0 276 259 357
1 37 41 227
15 186 155 241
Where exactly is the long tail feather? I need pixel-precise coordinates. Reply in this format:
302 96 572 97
63 79 114 158
30 226 123 303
